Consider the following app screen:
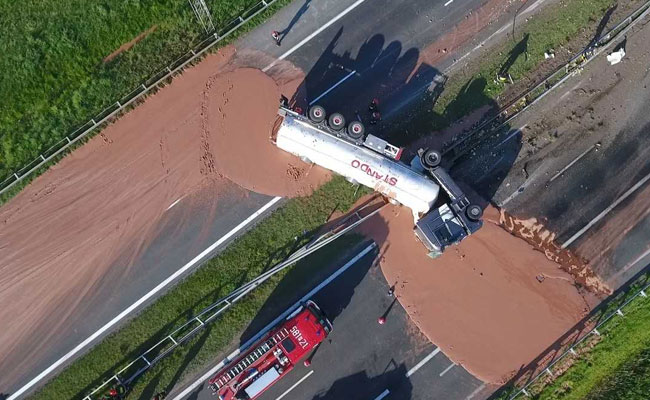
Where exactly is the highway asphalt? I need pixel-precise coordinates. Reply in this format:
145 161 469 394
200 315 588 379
180 244 488 400
10 0 511 397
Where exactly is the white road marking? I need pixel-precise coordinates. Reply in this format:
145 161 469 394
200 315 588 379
465 383 486 400
562 170 650 248
496 125 526 147
9 196 283 400
444 0 454 6
406 347 441 377
309 69 357 105
549 143 597 183
166 197 182 210
373 389 391 400
275 370 314 400
439 362 456 376
262 0 368 72
172 243 377 399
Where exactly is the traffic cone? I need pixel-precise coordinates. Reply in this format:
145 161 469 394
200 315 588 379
303 359 311 367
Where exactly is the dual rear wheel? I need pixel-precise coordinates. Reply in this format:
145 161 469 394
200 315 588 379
308 105 365 140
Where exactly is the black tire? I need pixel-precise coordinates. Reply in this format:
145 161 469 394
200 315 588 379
421 149 442 168
328 113 346 131
308 105 326 123
466 204 483 221
347 121 365 139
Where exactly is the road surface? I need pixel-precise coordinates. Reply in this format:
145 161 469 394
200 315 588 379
177 244 489 400
8 0 523 396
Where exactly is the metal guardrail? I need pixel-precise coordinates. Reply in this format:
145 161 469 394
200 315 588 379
83 202 385 399
507 277 650 399
441 0 650 161
0 0 280 196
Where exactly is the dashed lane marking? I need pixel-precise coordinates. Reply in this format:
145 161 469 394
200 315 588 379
406 347 441 377
439 362 456 377
275 370 314 400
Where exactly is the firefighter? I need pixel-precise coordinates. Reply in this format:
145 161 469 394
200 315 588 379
369 111 381 125
271 31 281 46
368 98 379 112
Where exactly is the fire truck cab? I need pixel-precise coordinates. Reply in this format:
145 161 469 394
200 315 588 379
209 301 331 400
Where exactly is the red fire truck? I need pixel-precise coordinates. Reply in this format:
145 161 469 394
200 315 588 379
209 301 332 399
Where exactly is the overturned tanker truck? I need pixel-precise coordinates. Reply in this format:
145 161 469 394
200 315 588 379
274 102 483 258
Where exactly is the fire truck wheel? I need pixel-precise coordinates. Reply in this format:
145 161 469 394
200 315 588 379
466 204 483 221
308 105 326 123
347 121 365 139
328 113 346 130
422 149 442 168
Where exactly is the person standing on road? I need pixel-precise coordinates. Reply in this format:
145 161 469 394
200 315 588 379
271 31 281 46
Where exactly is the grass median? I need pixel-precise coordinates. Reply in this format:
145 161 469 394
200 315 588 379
31 176 371 399
0 0 290 204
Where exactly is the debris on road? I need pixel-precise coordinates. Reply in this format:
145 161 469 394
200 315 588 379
606 47 625 65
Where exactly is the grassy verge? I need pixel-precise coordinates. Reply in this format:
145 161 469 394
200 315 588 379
31 176 371 399
0 0 290 202
585 347 650 400
491 273 650 400
420 0 617 131
533 292 650 400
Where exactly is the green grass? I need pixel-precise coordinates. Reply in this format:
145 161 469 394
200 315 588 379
422 0 617 131
585 347 650 400
31 176 372 399
532 294 650 400
0 0 289 192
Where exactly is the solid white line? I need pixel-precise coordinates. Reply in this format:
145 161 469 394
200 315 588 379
309 69 357 105
373 389 391 400
9 196 283 400
405 347 441 377
262 0 368 72
439 362 456 377
172 242 376 399
562 171 650 248
275 370 314 400
444 0 454 6
549 144 597 183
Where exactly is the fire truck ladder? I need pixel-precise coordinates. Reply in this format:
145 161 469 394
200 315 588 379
213 328 289 389
84 199 385 399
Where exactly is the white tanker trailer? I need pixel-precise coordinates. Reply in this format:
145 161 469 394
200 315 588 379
274 103 483 257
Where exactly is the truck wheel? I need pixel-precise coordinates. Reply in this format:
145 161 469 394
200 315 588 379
347 121 365 139
421 149 442 168
466 204 483 221
328 113 346 131
308 105 326 123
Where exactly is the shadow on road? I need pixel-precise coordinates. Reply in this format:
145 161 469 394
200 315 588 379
311 364 412 400
240 237 377 345
277 0 313 45
281 27 521 205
